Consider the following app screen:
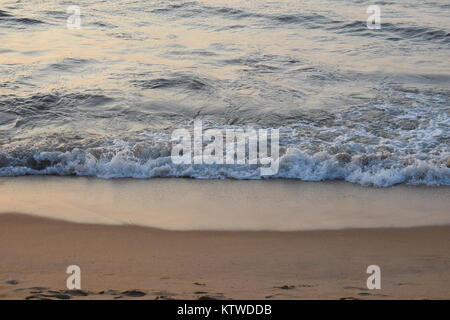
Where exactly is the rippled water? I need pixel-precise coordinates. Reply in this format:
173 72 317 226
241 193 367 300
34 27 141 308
0 0 449 186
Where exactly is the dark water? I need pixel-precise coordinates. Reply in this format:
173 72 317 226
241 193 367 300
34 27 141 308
0 0 449 186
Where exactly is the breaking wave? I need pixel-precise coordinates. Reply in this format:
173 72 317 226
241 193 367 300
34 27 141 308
1 99 448 187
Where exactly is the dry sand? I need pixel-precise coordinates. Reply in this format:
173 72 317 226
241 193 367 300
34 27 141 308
0 213 449 300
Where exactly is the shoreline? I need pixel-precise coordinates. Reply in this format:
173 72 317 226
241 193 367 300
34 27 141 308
1 176 449 231
1 213 450 300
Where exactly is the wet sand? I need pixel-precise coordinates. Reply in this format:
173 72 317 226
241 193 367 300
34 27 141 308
1 213 449 300
1 177 450 230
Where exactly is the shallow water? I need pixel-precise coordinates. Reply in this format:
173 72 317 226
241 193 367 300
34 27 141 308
0 0 449 186
1 177 449 230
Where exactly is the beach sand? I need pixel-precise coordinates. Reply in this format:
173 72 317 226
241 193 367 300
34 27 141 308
1 177 450 231
0 213 449 300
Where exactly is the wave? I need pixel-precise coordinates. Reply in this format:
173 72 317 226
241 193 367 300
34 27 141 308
0 10 45 27
1 97 449 187
0 146 448 187
132 74 211 91
0 92 115 127
1 85 448 187
147 2 450 45
0 10 12 17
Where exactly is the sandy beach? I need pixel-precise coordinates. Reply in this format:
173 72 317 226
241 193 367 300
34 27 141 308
1 213 449 300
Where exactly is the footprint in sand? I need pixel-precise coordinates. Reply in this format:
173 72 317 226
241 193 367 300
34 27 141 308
29 287 49 291
25 289 92 300
26 293 71 300
98 289 120 295
155 295 177 300
195 292 226 300
119 290 147 298
274 285 296 290
26 295 53 300
123 290 146 297
193 282 206 286
197 295 218 300
62 289 90 297
14 286 48 294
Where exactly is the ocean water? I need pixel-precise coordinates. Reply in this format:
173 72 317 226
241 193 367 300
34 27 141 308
0 0 449 187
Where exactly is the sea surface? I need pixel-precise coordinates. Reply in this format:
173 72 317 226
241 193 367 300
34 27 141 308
1 0 449 186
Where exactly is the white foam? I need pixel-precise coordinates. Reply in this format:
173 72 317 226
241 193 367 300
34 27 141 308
0 145 449 187
1 102 448 187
